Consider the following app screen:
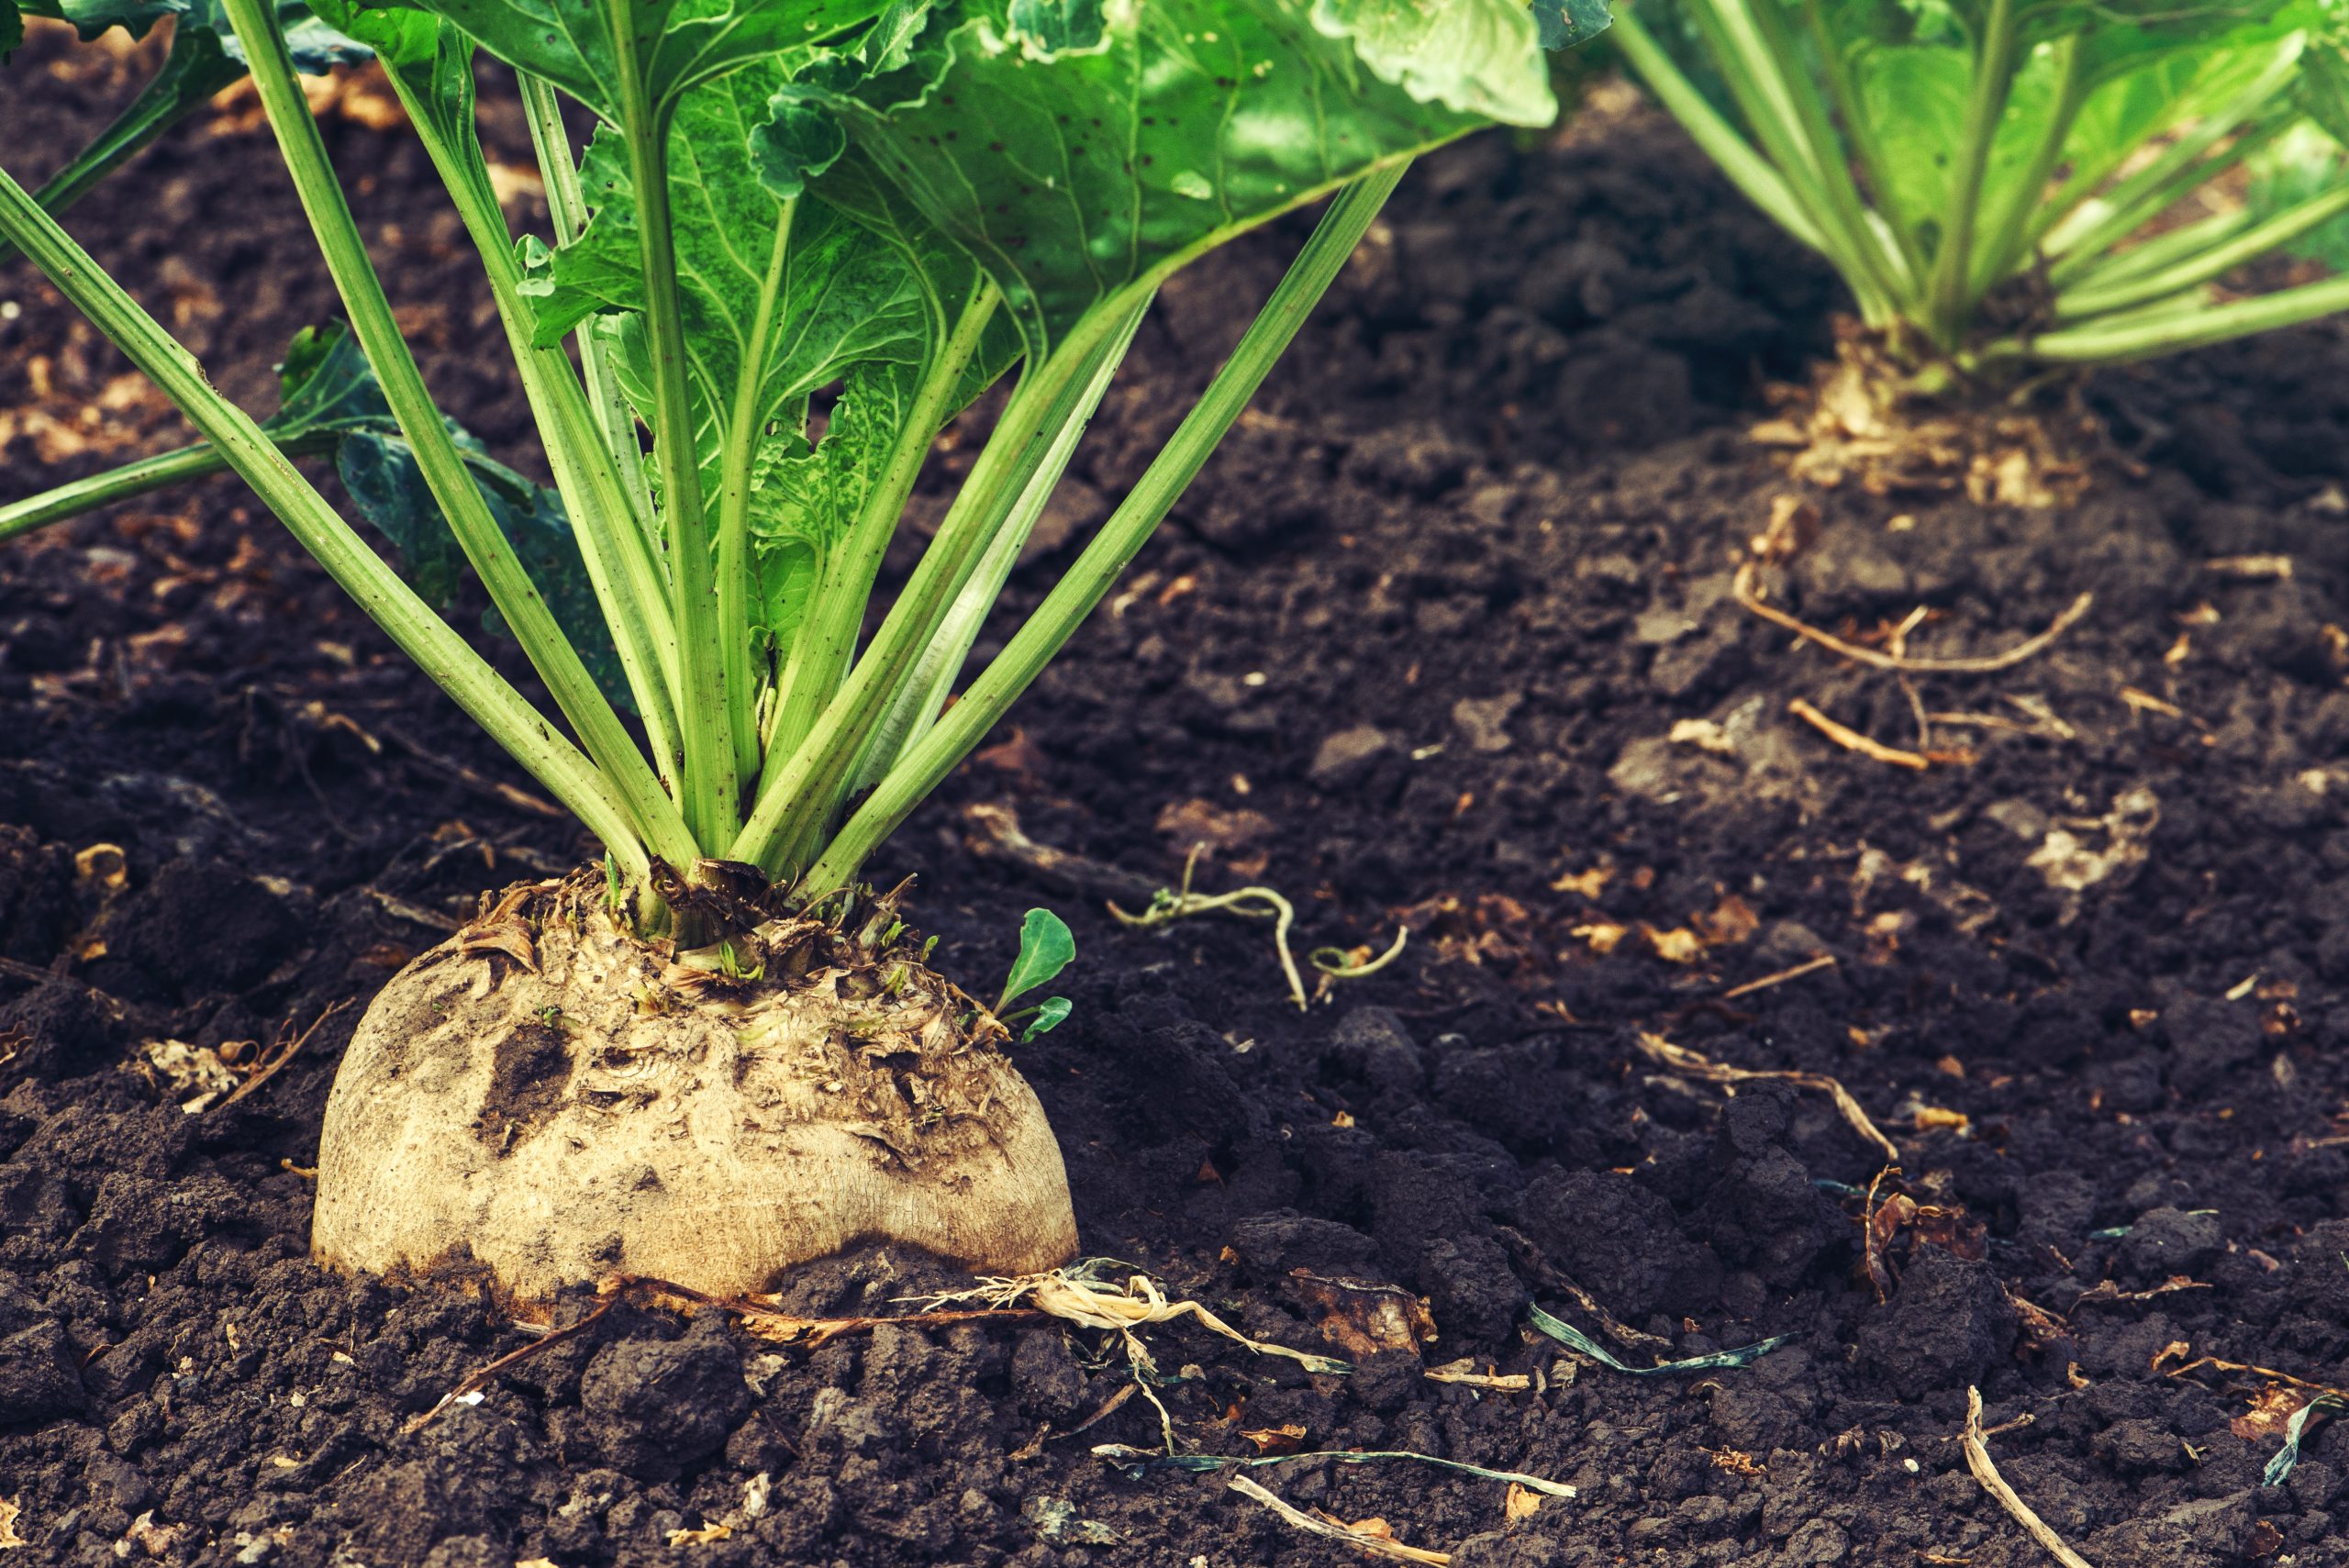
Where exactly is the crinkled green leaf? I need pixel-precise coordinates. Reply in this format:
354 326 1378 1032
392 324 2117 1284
744 358 910 641
482 485 631 703
529 69 936 484
13 0 366 61
3 0 28 60
532 62 1018 670
17 0 182 43
2298 19 2349 143
824 0 1555 356
216 0 373 71
1005 0 1101 50
398 0 890 121
750 83 847 197
336 430 472 607
1310 0 1559 119
304 0 450 71
2252 123 2349 272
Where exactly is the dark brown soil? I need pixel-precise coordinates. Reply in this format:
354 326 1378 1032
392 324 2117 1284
7 27 2349 1568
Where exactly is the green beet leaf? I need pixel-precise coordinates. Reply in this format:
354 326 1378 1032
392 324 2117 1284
1532 0 1612 50
399 0 892 123
527 61 1020 659
811 0 1556 356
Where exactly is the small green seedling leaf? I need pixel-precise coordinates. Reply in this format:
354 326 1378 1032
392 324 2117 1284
1528 1303 1793 1374
1019 995 1071 1043
997 907 1074 1013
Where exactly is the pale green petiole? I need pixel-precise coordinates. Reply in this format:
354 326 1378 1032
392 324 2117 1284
614 63 740 851
359 26 689 803
518 72 658 546
0 431 335 543
801 165 1410 895
217 0 696 866
0 161 657 883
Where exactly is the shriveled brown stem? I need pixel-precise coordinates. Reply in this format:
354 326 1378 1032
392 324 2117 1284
1790 698 1932 771
1722 953 1838 999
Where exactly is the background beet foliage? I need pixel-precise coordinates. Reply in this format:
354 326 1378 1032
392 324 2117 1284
6 31 2349 1568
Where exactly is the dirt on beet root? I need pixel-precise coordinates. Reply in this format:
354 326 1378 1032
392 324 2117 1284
6 28 2349 1568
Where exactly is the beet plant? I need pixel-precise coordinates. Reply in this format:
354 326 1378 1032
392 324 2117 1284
0 0 1591 1298
1613 0 2349 370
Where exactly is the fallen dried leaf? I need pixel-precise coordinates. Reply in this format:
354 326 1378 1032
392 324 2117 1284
1504 1484 1541 1523
1241 1424 1308 1455
1156 797 1275 855
1290 1272 1435 1358
1646 926 1703 963
1423 1358 1532 1392
1550 864 1612 897
1573 921 1631 955
1692 895 1760 947
973 728 1049 775
2232 1386 2306 1444
1230 1476 1451 1565
1668 717 1736 755
1962 1387 2094 1568
1636 1031 1899 1164
125 1513 185 1560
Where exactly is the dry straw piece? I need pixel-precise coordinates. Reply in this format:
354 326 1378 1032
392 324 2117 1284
1226 1476 1452 1566
1635 1031 1900 1165
1963 1387 2095 1568
1733 560 2094 675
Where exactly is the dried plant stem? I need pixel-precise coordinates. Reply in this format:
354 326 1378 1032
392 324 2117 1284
1226 1476 1451 1566
1636 1031 1900 1164
1963 1386 2096 1568
1737 563 2093 674
1790 697 1932 770
217 1000 352 1111
1721 953 1838 999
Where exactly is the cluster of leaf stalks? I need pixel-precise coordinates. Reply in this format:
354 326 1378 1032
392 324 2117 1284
1613 0 2349 374
0 0 1591 937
